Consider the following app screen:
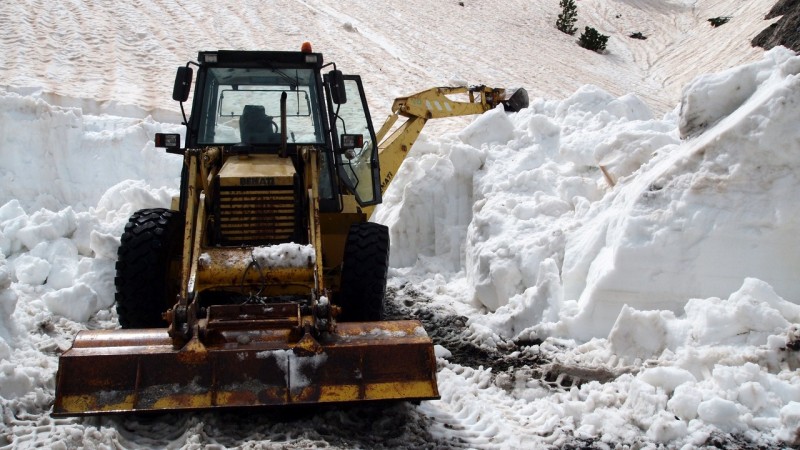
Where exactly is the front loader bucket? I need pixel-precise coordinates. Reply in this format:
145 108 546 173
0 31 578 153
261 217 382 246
52 319 439 416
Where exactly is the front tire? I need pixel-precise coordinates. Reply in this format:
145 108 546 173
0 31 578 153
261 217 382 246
115 208 184 328
338 222 390 322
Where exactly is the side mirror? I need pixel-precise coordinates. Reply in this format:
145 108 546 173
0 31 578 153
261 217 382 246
328 69 347 104
172 66 193 102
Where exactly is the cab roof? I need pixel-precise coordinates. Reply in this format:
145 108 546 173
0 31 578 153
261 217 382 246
197 50 324 69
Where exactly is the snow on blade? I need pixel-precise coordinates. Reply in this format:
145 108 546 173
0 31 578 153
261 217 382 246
252 244 316 268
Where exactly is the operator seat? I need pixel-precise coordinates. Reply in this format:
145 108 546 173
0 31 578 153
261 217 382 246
240 105 277 144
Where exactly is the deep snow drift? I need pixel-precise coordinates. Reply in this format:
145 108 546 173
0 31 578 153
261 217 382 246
2 46 800 447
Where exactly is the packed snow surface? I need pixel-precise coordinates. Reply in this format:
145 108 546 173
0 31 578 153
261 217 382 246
1 0 799 448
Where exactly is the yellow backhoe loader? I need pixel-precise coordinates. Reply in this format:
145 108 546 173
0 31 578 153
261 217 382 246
52 46 528 415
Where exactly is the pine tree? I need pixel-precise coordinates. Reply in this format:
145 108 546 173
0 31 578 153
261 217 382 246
579 26 609 52
708 16 731 27
556 0 578 35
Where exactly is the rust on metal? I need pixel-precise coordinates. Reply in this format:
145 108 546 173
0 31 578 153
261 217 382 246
194 247 315 293
52 320 439 416
205 303 301 331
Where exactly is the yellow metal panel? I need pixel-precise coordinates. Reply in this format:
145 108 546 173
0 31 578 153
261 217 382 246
215 387 286 405
53 321 439 416
304 148 325 292
320 211 364 270
180 150 201 302
218 154 296 187
319 385 360 402
318 382 438 402
365 381 438 400
340 195 363 214
59 394 136 414
152 393 213 409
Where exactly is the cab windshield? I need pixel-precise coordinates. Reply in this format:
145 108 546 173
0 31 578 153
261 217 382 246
197 67 325 145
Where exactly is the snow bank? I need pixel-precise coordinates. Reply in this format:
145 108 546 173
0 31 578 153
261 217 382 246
384 47 800 448
380 47 800 342
0 187 176 327
0 91 182 211
0 93 184 426
419 278 800 448
0 91 183 357
559 46 800 340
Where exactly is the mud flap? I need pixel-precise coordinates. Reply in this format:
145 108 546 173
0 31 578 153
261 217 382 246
52 321 439 416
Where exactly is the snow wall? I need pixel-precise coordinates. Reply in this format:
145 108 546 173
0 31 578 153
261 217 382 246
375 47 800 342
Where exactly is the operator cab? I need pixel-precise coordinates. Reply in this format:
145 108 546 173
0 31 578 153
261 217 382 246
196 64 324 148
160 47 382 212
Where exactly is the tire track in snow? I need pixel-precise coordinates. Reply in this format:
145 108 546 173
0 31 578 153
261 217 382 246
293 0 403 60
384 284 636 449
290 0 433 80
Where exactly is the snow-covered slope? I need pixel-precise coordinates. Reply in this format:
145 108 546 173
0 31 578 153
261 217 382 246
2 0 800 448
0 0 775 117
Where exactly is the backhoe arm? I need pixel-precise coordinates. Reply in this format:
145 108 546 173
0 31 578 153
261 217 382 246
372 86 528 209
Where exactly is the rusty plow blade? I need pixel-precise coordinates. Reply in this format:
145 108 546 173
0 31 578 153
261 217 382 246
52 316 440 416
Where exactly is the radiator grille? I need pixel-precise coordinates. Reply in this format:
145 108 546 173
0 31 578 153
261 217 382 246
216 186 300 245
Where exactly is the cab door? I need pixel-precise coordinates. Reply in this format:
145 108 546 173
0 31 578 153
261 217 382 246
324 74 381 207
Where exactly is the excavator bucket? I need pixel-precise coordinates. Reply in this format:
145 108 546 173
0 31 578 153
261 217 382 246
52 305 439 416
502 88 529 112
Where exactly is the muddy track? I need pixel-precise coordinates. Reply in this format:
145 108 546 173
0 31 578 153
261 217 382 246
385 284 539 370
385 284 621 392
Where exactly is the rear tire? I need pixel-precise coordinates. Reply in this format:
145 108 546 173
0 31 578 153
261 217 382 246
338 222 390 322
115 208 184 328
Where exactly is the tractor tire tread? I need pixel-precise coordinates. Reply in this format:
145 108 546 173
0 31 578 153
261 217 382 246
115 208 183 328
338 222 389 322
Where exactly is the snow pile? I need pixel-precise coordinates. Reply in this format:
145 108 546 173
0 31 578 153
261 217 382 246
555 47 800 341
380 47 800 341
375 86 679 320
0 253 17 343
412 277 800 447
377 48 800 447
0 90 182 420
603 278 800 441
0 89 184 347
